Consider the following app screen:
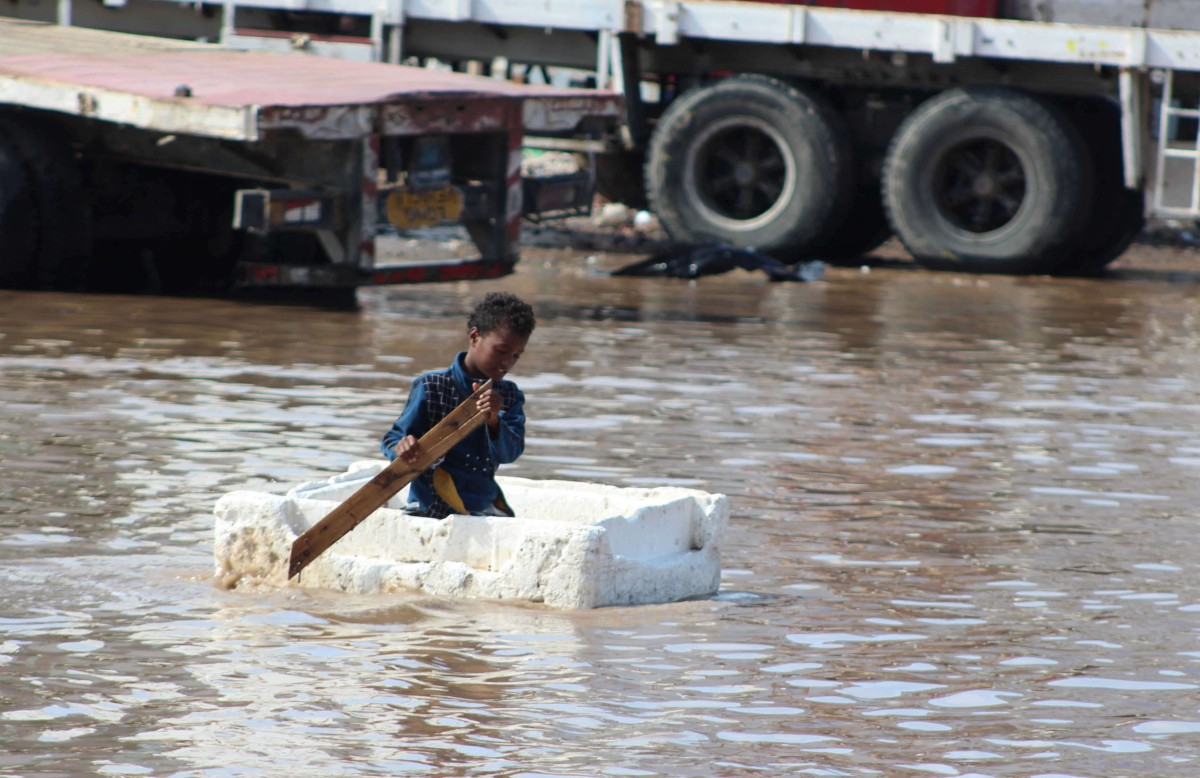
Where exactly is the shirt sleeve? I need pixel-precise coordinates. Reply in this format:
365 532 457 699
380 377 429 460
486 386 526 465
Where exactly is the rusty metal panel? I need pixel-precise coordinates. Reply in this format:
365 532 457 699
378 99 514 136
522 93 624 133
255 105 375 139
0 70 259 140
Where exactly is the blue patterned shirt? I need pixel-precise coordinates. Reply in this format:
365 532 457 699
381 352 525 518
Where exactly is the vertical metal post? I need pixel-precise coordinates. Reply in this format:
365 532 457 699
1192 95 1200 215
389 25 403 63
619 32 646 147
1118 68 1146 191
57 0 71 26
1153 69 1173 214
391 0 410 63
357 134 378 270
220 0 236 44
370 10 384 62
596 28 612 90
608 29 625 96
503 99 523 264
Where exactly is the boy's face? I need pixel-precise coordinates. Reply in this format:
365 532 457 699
464 324 529 382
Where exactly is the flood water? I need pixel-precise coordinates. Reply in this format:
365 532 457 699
5 247 1200 777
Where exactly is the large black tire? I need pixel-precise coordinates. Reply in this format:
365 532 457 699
89 168 244 294
0 118 92 289
811 177 892 263
594 149 649 209
166 176 243 293
645 75 852 257
882 87 1091 274
0 132 39 288
1054 96 1146 276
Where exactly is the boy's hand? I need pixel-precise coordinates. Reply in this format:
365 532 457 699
394 434 420 463
473 381 504 430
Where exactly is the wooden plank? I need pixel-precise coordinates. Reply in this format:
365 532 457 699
287 378 493 579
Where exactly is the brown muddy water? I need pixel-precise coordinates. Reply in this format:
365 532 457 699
4 246 1200 777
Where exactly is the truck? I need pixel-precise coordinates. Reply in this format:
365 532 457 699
3 2 1200 278
0 19 621 293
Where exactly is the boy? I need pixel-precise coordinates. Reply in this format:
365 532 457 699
381 292 535 518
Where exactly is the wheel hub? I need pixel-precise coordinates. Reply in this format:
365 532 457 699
972 173 997 198
934 137 1027 234
733 161 756 186
696 124 789 222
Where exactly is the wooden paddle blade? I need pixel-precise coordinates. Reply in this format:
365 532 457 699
287 378 493 579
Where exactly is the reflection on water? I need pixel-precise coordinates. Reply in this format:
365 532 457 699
4 252 1200 776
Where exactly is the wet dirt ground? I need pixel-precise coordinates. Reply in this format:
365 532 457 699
4 234 1200 777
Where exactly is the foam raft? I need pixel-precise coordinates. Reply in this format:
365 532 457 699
213 460 729 609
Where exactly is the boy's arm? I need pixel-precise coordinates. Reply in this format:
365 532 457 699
381 378 429 460
486 387 526 464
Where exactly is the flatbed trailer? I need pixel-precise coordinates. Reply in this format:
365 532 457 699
12 0 1199 275
0 19 621 291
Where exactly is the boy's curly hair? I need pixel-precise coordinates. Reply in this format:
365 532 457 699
468 292 536 338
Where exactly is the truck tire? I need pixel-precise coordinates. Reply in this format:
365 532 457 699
1055 96 1145 275
882 87 1091 274
152 174 243 293
0 133 39 288
0 118 92 289
645 75 851 257
812 178 892 263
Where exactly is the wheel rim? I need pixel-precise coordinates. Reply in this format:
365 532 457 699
932 137 1027 234
683 116 797 232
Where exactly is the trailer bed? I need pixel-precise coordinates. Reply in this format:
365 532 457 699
0 18 621 141
393 0 1200 72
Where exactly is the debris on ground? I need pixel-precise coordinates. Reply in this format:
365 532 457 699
519 150 1200 273
612 244 825 282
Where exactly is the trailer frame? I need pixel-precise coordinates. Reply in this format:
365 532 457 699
0 18 623 291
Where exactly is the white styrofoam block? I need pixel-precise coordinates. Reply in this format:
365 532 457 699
213 460 728 609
